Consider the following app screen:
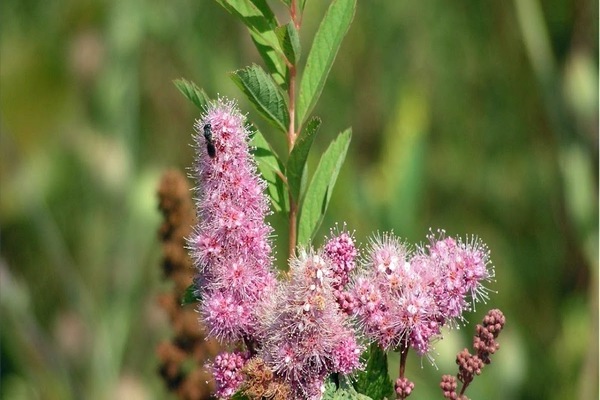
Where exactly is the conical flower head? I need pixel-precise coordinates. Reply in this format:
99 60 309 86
188 98 276 343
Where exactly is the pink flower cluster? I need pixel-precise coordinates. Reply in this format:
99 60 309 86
188 99 276 343
186 98 496 400
347 230 493 356
258 245 363 399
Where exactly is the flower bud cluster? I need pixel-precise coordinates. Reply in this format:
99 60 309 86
395 377 415 399
211 351 250 398
440 309 505 399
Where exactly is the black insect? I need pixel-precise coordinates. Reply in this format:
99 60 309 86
203 123 216 158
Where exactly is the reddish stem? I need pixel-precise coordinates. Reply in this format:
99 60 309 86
399 342 409 379
286 1 299 258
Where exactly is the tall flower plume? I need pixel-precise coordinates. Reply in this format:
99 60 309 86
188 98 276 344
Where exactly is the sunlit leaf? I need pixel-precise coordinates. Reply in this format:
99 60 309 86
297 129 351 245
297 0 356 124
215 0 286 84
287 116 321 202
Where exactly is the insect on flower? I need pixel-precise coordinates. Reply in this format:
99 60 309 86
203 123 217 158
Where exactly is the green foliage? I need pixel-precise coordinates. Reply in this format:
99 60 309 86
250 129 288 213
214 0 286 84
231 65 290 132
173 78 210 110
353 344 395 400
323 377 374 400
230 391 250 400
297 129 351 245
297 0 356 125
286 116 321 202
181 283 201 306
276 22 301 65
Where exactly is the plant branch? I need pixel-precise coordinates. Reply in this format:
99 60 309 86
399 342 409 379
287 62 298 257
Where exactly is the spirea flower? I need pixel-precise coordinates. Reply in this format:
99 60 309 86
188 98 276 343
349 233 439 353
211 350 250 399
258 248 363 399
349 230 494 358
417 229 495 324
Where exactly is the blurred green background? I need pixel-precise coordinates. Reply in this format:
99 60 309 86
1 1 598 399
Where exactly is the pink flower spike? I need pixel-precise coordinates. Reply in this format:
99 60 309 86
187 98 276 344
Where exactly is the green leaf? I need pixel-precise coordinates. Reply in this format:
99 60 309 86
249 129 288 213
297 129 351 245
322 376 374 400
173 79 209 110
230 391 250 400
250 35 288 87
287 116 321 202
297 0 356 124
231 65 290 132
249 0 277 23
353 344 395 400
275 22 301 64
181 283 201 306
215 0 286 84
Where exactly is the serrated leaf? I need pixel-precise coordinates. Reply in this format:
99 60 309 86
297 129 351 245
181 283 201 306
287 116 321 202
173 79 209 110
353 344 395 400
249 129 288 212
215 0 286 84
231 65 290 132
275 22 301 64
297 0 356 124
